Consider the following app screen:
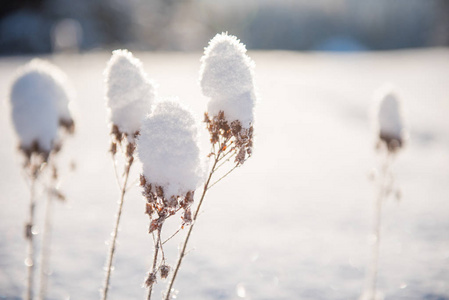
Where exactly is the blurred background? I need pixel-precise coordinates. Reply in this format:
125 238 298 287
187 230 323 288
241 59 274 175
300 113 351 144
1 0 449 55
1 1 449 299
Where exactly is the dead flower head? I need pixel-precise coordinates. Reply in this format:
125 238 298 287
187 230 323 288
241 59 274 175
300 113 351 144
140 175 195 233
160 265 171 279
205 111 253 165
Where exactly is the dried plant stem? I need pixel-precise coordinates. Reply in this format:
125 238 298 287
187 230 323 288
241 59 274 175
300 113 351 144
101 159 133 300
38 188 53 300
368 152 391 300
147 228 162 300
25 168 38 300
162 227 182 246
207 164 239 191
164 155 221 300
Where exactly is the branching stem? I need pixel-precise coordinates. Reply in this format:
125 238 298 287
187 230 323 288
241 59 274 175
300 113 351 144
207 164 239 191
164 150 223 300
147 228 162 300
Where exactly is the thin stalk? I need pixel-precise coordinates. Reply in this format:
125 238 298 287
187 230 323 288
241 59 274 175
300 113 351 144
38 187 53 300
207 164 239 191
368 152 390 300
101 159 133 300
26 168 38 300
164 154 221 300
147 228 162 300
162 227 182 246
214 152 237 172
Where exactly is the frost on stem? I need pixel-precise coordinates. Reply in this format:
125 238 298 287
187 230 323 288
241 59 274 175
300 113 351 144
10 59 75 164
374 85 406 153
200 33 256 165
105 49 156 150
137 100 201 228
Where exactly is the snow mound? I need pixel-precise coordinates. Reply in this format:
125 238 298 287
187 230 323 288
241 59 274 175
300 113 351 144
200 33 256 128
104 49 156 138
10 59 74 154
137 100 202 199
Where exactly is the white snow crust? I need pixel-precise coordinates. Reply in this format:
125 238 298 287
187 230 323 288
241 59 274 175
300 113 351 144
9 59 72 152
200 33 256 127
375 85 405 140
104 49 156 137
137 100 202 199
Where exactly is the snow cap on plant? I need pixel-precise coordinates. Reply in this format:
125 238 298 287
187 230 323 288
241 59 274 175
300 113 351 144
26 59 75 133
10 59 74 160
104 49 156 142
137 100 202 200
200 33 256 165
374 85 406 152
200 32 256 128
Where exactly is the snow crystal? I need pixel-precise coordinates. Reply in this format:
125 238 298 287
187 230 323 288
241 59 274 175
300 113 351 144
137 100 202 199
104 49 156 138
374 85 405 142
200 33 256 127
10 59 73 153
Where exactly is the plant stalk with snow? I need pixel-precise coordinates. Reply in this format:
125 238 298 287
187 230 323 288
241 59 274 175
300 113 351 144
137 100 202 300
102 49 155 300
164 33 256 300
10 59 75 300
362 86 405 300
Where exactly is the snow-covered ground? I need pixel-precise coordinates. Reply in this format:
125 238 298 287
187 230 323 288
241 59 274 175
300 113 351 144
0 49 448 300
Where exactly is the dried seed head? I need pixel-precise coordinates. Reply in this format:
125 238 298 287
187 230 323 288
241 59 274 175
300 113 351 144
145 272 157 288
205 112 253 166
110 142 117 156
140 174 147 187
182 209 192 226
145 203 154 215
379 132 403 153
111 124 122 143
149 219 160 233
59 118 75 134
126 141 136 159
156 186 164 198
185 191 194 206
20 140 51 165
160 265 170 279
165 196 177 208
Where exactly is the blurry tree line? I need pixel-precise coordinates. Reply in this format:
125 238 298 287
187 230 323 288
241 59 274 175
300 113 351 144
0 0 448 55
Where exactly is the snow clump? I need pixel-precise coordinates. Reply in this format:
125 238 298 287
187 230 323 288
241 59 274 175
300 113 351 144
104 49 156 140
10 59 74 157
137 100 202 199
374 85 406 151
200 32 256 128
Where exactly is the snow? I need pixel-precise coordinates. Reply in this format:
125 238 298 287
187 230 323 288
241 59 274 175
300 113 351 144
104 49 156 138
9 59 69 153
200 33 256 127
0 49 448 300
375 85 405 142
137 100 202 199
28 59 75 127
